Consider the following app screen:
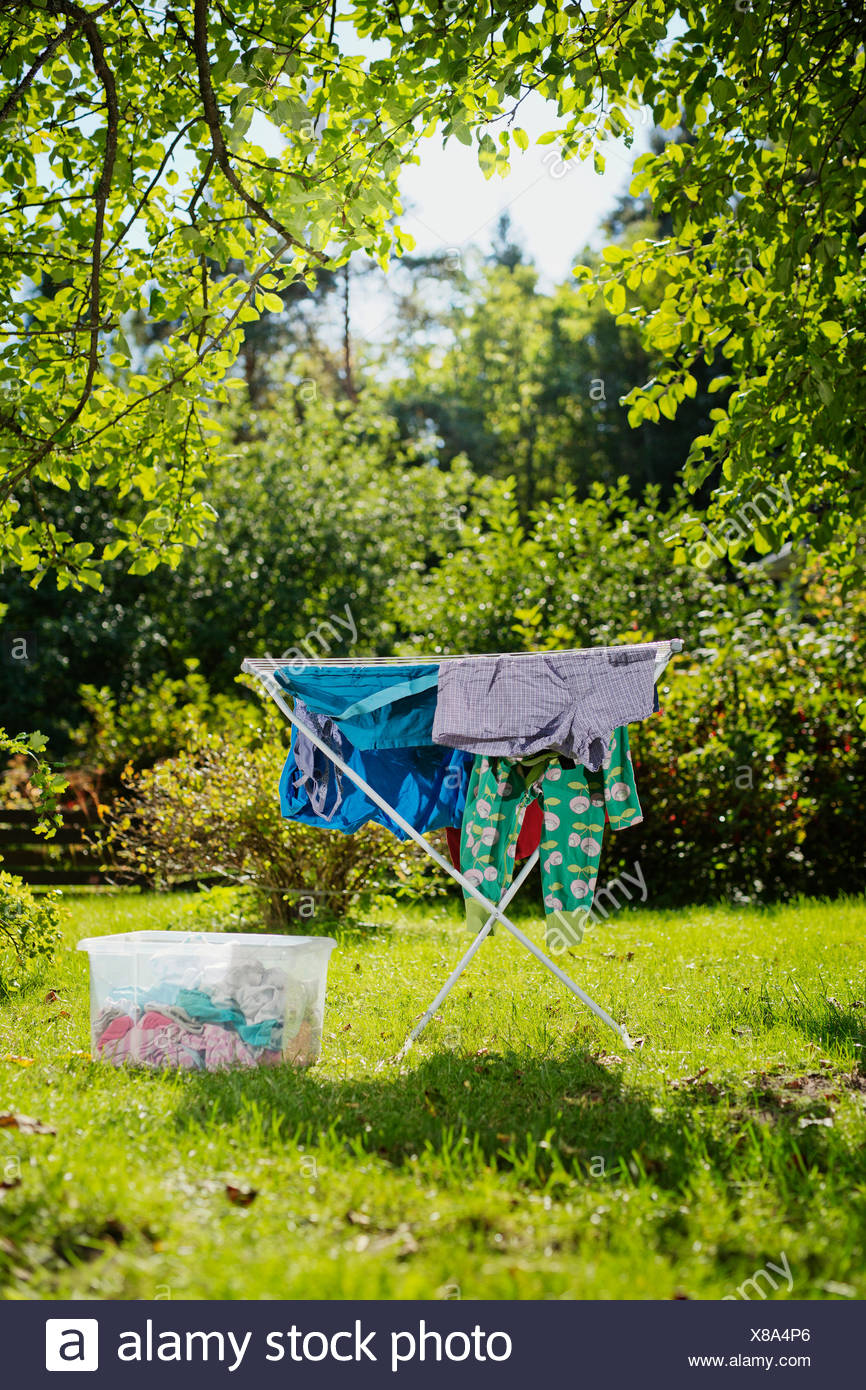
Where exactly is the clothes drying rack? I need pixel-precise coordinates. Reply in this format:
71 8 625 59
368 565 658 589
243 642 683 1058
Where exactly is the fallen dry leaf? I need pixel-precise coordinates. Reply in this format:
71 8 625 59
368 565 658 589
347 1210 371 1226
669 1066 710 1090
225 1184 258 1207
0 1112 56 1135
0 1176 22 1193
43 990 61 1004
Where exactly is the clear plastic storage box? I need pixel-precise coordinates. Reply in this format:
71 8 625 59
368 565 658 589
77 931 336 1071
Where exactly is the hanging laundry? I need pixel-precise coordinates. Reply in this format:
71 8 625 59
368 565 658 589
274 662 440 749
459 727 642 941
446 796 543 872
290 702 346 820
433 641 670 770
280 710 473 838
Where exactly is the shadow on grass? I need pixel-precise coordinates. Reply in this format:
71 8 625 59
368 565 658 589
170 1047 710 1191
168 1034 866 1198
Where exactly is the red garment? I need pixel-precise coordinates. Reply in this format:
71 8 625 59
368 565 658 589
516 798 543 859
446 797 543 870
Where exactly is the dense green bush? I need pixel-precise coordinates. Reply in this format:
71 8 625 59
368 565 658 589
608 595 866 905
94 711 434 931
391 479 727 654
167 885 274 935
70 663 256 791
0 394 477 748
392 481 866 904
48 474 866 911
0 873 63 997
0 728 67 828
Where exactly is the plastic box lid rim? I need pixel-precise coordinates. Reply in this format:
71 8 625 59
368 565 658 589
76 930 337 953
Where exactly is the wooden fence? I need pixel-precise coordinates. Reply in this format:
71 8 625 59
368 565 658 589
0 808 115 886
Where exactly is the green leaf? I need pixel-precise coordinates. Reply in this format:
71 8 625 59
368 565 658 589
604 281 626 315
819 321 844 344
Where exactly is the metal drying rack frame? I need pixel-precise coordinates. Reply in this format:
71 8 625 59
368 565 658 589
243 640 684 1059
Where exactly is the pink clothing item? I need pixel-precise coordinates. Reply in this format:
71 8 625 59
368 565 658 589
97 1011 204 1069
130 1019 200 1069
94 997 300 1071
138 1009 179 1031
95 1014 134 1058
201 1023 258 1070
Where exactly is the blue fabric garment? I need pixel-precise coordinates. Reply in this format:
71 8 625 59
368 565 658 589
280 722 473 839
291 702 346 821
274 663 440 749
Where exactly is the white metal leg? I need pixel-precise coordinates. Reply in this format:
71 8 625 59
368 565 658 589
494 915 632 1047
257 673 632 1049
393 846 541 1062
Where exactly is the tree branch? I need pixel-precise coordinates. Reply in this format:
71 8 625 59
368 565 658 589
0 18 78 125
42 0 120 439
191 0 320 257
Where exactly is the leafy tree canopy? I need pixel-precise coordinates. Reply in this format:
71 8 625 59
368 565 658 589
0 0 458 586
384 247 715 516
1 1 864 589
363 0 866 565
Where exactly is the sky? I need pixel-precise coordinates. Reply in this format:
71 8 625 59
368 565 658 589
335 18 652 289
347 90 651 341
398 92 650 286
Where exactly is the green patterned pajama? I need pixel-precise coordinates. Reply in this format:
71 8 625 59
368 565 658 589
460 727 642 944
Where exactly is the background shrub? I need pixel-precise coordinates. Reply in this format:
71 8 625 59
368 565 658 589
391 483 866 905
94 710 434 931
597 601 866 904
70 663 255 791
0 872 63 997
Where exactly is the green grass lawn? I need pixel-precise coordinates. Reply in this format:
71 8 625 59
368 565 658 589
1 890 864 1301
